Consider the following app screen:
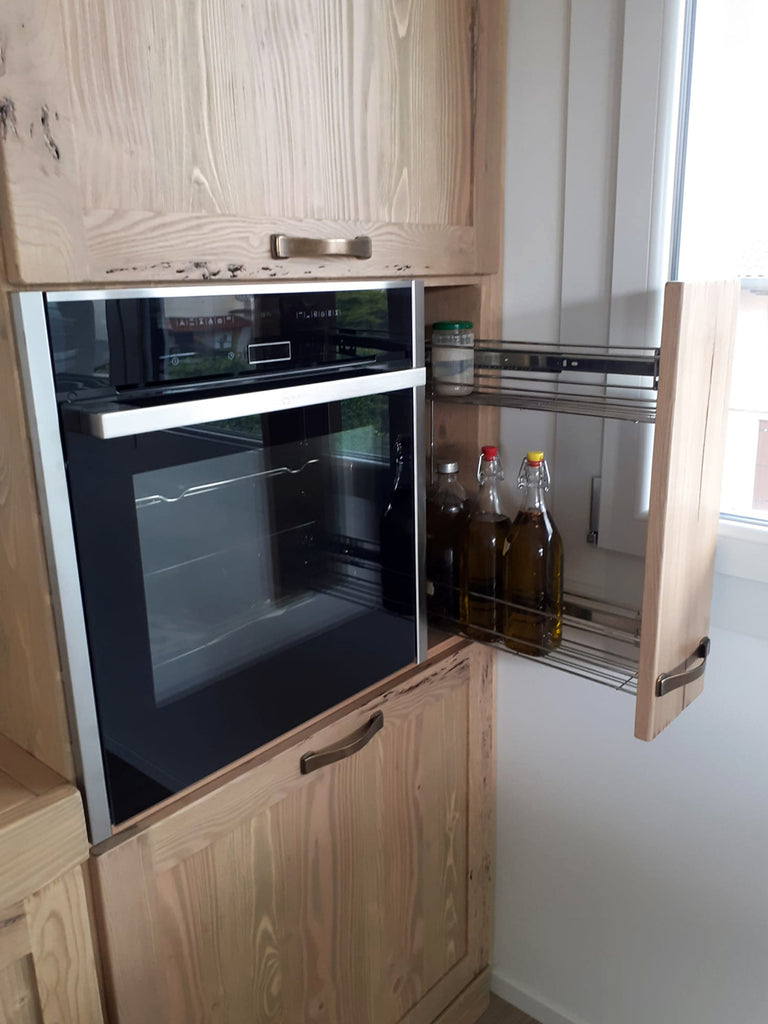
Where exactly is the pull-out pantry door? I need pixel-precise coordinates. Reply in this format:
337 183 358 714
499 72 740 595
635 280 739 739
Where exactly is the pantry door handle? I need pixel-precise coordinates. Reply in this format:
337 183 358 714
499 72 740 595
655 637 711 697
271 234 373 260
300 711 383 775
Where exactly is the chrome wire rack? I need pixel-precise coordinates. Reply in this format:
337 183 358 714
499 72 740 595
431 590 641 695
428 339 661 422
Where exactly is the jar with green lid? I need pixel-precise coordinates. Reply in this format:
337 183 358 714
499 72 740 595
431 321 474 396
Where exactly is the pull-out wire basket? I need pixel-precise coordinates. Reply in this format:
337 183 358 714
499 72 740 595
428 339 661 422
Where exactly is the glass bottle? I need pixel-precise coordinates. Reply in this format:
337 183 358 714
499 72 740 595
461 446 512 639
380 434 415 615
426 461 468 624
503 451 563 655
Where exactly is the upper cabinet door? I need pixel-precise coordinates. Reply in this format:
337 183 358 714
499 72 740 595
635 280 739 740
0 0 506 285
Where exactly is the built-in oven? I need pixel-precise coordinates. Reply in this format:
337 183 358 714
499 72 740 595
13 281 425 841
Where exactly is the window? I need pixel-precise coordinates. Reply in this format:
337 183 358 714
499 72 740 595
674 0 768 526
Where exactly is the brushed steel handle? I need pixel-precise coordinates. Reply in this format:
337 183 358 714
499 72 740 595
271 234 372 260
300 711 383 774
655 637 710 697
60 367 425 439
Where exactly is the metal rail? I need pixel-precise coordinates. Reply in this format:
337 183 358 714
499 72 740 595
428 339 661 422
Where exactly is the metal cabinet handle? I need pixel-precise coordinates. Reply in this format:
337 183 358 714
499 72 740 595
655 637 711 697
271 234 372 260
300 711 383 775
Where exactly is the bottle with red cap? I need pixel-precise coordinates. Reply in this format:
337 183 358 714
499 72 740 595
460 445 512 639
503 450 563 655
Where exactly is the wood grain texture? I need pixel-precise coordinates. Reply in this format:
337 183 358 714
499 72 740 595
89 838 165 1024
0 903 31 974
82 213 480 284
0 0 509 283
0 743 101 1023
0 787 88 911
0 956 44 1024
0 871 104 1024
427 275 502 494
93 643 494 1024
0 738 66 802
0 0 87 282
635 281 739 740
0 738 87 910
0 773 32 819
466 645 495 974
430 967 491 1024
472 1 508 275
61 0 472 224
0 284 74 781
25 867 104 1024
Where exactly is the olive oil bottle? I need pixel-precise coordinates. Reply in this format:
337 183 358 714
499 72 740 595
426 460 468 625
503 451 563 655
461 446 511 640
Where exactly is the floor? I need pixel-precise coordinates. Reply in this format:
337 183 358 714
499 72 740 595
477 993 542 1024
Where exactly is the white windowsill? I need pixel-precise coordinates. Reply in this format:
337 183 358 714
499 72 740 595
715 517 768 583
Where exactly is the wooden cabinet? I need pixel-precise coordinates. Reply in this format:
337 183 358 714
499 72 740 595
91 641 495 1024
0 1 505 286
427 277 740 740
0 735 103 1024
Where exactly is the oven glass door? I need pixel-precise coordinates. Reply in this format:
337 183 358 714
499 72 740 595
64 390 418 824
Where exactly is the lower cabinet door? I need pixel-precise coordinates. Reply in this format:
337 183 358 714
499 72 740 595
91 642 494 1024
0 866 104 1024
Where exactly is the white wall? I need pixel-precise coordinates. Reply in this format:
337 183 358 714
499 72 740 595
492 3 768 1023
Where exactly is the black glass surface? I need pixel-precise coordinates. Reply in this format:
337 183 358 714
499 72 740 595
47 286 413 400
63 393 417 825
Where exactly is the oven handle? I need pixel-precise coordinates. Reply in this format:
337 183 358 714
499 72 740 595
61 367 426 440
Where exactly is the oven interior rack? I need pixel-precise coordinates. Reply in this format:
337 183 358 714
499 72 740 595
427 339 661 422
433 590 641 695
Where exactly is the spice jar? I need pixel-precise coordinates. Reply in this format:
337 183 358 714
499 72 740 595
431 321 474 396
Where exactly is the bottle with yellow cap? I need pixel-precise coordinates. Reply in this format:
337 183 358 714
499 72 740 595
503 451 563 655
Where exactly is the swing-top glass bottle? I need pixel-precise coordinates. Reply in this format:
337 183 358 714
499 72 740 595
503 451 563 655
461 445 512 639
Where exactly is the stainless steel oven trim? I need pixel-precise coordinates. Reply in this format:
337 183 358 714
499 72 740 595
11 290 113 842
411 281 426 659
413 383 427 663
44 278 418 304
411 279 425 371
64 366 426 439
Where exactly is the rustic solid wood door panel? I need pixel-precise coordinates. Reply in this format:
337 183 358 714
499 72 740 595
0 873 103 1024
92 643 495 1024
0 1 506 284
0 738 103 1024
635 280 739 739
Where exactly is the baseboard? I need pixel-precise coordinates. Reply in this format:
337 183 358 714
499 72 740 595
490 970 591 1024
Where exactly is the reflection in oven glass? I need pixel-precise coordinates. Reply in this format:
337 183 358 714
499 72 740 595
132 407 391 707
